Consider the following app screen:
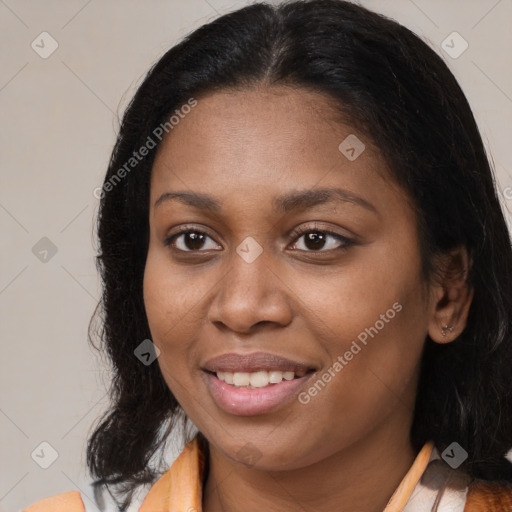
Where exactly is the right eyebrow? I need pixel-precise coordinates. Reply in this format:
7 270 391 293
154 191 221 212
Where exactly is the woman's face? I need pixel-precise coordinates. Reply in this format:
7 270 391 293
143 86 436 470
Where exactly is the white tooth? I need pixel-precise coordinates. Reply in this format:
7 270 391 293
233 372 250 386
249 371 270 388
269 371 284 383
220 370 297 387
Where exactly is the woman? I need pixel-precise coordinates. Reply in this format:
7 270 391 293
23 0 512 510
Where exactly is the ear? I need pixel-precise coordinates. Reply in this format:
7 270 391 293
427 246 474 344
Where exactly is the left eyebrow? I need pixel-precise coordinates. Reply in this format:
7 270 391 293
154 187 378 215
273 187 378 215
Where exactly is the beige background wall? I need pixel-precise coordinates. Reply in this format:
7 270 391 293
1 0 511 510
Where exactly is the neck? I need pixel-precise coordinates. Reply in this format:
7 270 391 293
202 412 419 512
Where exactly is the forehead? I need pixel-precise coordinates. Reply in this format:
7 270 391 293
149 86 401 213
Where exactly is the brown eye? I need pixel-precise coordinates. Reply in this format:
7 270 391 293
164 229 221 252
290 224 354 252
301 232 329 251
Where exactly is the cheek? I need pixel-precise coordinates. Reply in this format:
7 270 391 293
296 240 427 402
143 261 174 340
142 254 200 405
295 251 421 343
143 249 209 338
142 248 220 391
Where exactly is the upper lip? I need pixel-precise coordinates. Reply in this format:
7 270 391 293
202 351 317 374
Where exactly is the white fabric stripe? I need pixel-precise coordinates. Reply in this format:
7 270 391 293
403 447 469 512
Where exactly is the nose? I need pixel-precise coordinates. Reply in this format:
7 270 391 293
207 245 293 334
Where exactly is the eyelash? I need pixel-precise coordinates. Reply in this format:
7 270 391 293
163 223 354 254
289 224 353 252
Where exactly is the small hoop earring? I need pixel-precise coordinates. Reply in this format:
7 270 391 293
441 325 454 337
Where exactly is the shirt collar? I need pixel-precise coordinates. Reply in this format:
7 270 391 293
139 437 442 512
383 441 434 511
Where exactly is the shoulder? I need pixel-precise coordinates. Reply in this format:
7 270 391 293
464 478 512 512
21 491 85 512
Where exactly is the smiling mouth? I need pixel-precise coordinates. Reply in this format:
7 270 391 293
205 369 315 389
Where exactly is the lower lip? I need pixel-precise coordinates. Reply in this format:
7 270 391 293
204 371 314 416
